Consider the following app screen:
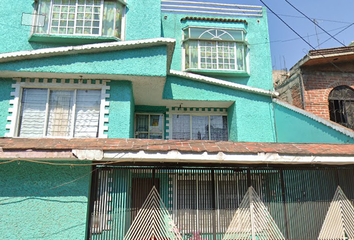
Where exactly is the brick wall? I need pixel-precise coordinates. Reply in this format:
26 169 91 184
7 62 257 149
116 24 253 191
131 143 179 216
302 71 354 120
275 72 303 109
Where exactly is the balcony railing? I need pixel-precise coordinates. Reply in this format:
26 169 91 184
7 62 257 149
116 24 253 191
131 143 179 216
161 0 263 17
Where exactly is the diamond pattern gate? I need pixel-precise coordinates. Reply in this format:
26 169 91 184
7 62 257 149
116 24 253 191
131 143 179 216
88 166 354 240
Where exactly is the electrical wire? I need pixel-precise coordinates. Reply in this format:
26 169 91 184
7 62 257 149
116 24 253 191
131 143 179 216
258 0 346 73
0 168 98 204
276 13 352 24
0 158 122 166
317 23 354 48
284 0 346 47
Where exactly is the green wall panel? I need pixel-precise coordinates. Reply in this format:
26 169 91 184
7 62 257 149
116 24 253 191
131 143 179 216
125 0 161 40
164 75 276 142
0 46 168 77
274 102 354 143
161 9 273 91
107 81 134 138
0 78 13 137
0 161 91 239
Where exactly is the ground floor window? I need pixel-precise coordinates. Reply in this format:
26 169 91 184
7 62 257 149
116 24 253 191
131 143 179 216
172 114 228 141
88 166 354 240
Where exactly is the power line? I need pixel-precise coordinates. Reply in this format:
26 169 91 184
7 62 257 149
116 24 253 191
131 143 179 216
284 0 346 47
317 22 354 48
258 0 346 73
275 13 352 24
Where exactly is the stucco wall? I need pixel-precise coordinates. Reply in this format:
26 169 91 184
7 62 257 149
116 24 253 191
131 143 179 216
274 102 354 143
0 46 168 77
125 0 161 40
163 75 276 142
0 0 162 53
0 161 91 239
161 9 274 91
107 80 134 138
0 78 13 137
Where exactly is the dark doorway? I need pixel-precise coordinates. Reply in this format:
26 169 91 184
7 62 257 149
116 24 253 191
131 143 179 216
131 178 160 223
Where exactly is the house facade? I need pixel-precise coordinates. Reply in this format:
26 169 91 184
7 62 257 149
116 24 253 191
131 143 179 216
275 45 354 130
1 1 354 239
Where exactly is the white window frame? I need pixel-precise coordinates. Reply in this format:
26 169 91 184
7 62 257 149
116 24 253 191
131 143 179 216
33 0 126 39
134 113 164 139
7 79 109 138
182 26 249 73
170 112 228 141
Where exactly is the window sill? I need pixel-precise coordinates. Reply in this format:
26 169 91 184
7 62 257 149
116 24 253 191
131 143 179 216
29 34 121 45
185 68 250 77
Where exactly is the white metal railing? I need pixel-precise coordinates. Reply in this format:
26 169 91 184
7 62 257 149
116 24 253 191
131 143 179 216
161 0 263 17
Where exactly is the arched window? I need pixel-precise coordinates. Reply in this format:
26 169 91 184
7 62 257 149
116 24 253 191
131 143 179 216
328 85 354 129
183 27 248 72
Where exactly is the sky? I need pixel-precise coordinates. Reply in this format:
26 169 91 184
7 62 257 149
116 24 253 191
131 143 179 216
190 0 354 70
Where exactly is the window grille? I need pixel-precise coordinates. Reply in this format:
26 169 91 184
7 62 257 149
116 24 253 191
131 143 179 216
328 85 354 130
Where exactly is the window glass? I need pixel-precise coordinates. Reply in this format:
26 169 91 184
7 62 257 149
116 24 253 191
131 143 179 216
210 115 228 141
47 90 74 137
18 88 101 138
329 86 354 129
35 0 124 37
191 116 208 140
135 114 163 139
74 90 101 137
18 89 48 137
184 27 247 71
172 115 190 140
172 114 228 140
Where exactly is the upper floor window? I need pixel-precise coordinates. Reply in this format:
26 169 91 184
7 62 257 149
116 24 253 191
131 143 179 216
172 114 228 141
18 88 101 138
183 27 248 72
328 85 354 130
135 114 164 139
34 0 124 38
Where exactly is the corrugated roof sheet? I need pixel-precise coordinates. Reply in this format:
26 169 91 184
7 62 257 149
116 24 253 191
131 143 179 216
309 45 354 57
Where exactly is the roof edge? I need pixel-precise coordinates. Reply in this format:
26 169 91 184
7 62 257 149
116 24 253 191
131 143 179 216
0 38 176 64
273 99 354 139
169 70 279 97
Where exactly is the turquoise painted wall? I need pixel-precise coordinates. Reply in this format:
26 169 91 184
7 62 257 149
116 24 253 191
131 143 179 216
0 161 91 239
274 102 354 143
163 75 276 142
125 0 161 40
107 81 134 138
0 46 168 77
0 79 13 137
161 9 274 91
0 0 162 53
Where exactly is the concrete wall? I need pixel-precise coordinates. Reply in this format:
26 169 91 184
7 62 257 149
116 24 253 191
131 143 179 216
163 75 277 142
0 78 13 137
0 161 91 239
107 81 135 138
274 102 354 143
125 0 161 40
0 0 162 53
0 46 168 77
